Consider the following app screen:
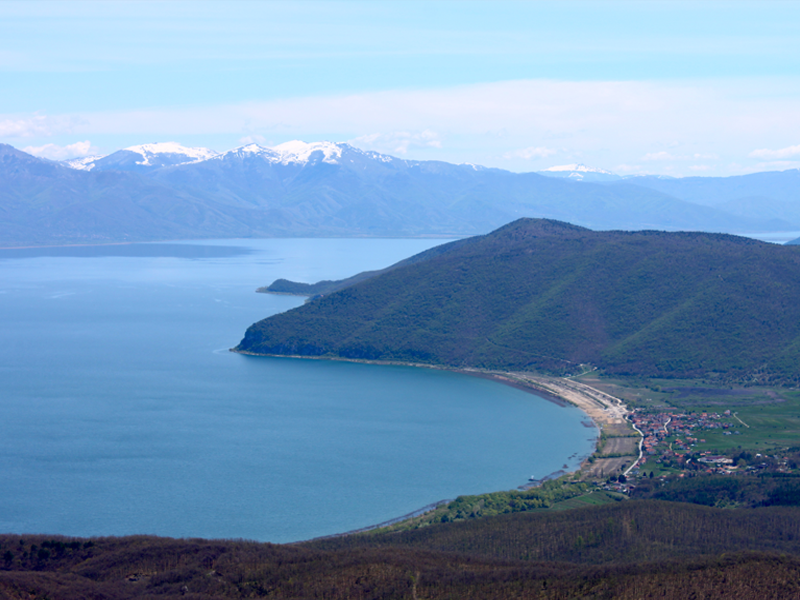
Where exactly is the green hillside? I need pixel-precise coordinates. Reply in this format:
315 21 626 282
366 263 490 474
237 219 800 382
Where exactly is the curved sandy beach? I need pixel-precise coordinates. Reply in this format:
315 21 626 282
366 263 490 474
234 349 631 438
456 369 640 480
234 349 638 479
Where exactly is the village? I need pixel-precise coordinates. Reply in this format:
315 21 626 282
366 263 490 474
599 407 799 495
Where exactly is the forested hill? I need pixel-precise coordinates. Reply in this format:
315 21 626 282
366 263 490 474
236 218 800 382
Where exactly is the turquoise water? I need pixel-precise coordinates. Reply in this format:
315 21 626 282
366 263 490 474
0 238 596 543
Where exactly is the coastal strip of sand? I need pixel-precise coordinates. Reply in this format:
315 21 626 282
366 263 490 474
234 350 642 534
489 372 629 430
454 369 641 480
233 349 631 436
233 349 639 478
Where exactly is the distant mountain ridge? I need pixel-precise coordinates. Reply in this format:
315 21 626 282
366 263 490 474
1 141 799 246
537 163 621 182
237 218 800 383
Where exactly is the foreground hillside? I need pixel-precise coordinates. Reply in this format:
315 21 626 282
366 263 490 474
3 502 800 599
237 218 800 382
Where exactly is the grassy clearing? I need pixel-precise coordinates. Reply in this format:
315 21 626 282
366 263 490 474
549 490 624 510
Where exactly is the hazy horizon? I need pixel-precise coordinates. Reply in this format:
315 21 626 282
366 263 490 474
2 1 800 177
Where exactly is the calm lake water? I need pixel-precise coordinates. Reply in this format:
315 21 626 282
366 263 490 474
0 238 596 543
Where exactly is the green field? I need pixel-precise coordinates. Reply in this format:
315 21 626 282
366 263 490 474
580 375 800 453
549 490 624 510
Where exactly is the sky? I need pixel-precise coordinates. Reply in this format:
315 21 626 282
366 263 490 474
1 0 799 177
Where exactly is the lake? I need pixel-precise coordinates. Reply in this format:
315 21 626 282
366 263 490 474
0 238 597 543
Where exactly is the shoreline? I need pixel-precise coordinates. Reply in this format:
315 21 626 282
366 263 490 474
232 349 633 482
231 348 629 432
454 369 570 407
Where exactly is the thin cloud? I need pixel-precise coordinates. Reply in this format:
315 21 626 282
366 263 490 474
751 160 800 171
62 79 800 150
613 164 646 174
349 130 442 155
238 134 269 146
503 146 557 160
0 115 59 137
749 144 800 159
22 140 98 160
58 80 676 136
0 114 85 138
642 151 676 161
643 151 719 162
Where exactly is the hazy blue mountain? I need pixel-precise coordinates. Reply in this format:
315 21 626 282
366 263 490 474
0 143 272 246
620 170 800 206
148 141 495 236
616 170 800 224
151 142 790 234
1 141 797 246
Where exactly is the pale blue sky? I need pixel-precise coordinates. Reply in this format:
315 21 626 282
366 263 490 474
2 1 799 175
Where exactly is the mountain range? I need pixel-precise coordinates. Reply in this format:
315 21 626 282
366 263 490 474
238 218 800 383
1 141 798 247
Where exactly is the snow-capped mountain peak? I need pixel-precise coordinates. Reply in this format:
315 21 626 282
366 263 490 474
238 143 270 154
271 140 343 165
63 155 105 171
60 142 219 172
216 141 345 166
123 142 218 166
543 163 612 175
537 163 619 182
219 143 275 159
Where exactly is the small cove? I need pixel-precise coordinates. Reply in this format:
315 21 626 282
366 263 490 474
0 238 597 543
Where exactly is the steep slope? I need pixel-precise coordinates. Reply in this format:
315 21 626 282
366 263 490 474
237 218 800 382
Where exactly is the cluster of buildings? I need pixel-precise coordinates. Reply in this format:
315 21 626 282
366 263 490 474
630 409 739 460
596 407 800 494
626 409 798 475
